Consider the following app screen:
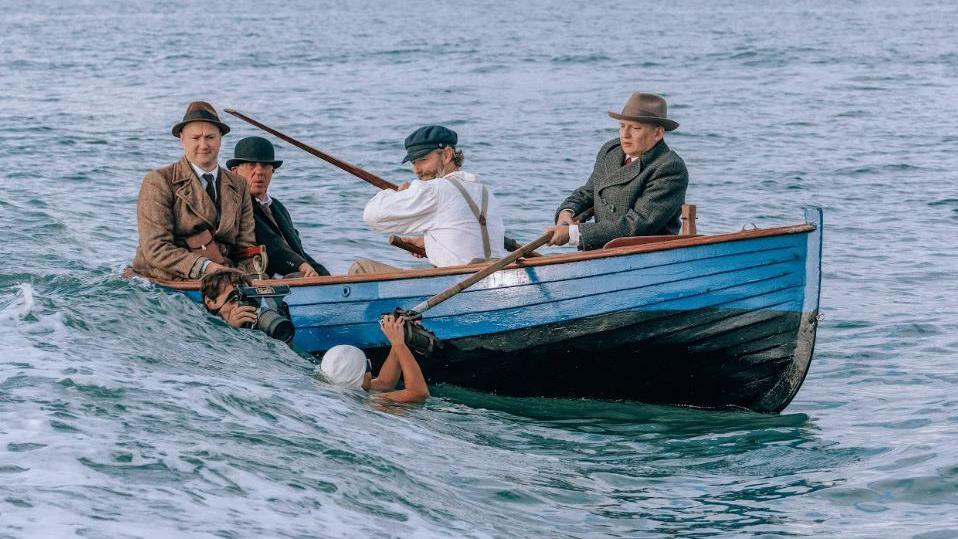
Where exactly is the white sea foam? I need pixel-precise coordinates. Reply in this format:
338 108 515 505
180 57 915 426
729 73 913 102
0 282 35 321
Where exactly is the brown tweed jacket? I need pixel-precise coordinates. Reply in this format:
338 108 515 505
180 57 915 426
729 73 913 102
132 156 256 280
556 138 688 250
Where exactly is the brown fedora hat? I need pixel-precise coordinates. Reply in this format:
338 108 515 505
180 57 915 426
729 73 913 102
608 92 679 131
171 101 231 137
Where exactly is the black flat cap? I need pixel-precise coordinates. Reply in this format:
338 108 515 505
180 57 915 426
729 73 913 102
402 125 458 163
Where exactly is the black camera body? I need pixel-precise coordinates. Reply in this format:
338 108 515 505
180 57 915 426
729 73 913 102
382 308 440 358
235 285 295 343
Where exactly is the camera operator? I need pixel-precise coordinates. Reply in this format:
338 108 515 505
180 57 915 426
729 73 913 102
200 269 258 329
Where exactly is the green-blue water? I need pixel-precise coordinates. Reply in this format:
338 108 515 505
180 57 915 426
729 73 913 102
2 0 957 536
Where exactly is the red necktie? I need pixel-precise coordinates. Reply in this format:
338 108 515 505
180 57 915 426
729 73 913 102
624 156 633 166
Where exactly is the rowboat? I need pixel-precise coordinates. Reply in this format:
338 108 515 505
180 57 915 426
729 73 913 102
147 207 823 413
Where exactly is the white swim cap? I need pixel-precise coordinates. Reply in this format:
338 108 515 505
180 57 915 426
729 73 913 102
319 345 369 389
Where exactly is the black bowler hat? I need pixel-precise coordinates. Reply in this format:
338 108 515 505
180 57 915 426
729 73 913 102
171 101 231 137
226 136 283 170
402 125 458 163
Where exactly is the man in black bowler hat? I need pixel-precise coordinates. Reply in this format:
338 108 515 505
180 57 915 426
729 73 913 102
227 136 330 278
133 101 257 281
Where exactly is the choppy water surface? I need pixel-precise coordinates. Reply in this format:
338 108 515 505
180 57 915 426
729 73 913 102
2 0 957 536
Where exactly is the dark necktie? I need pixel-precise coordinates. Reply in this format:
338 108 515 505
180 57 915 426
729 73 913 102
260 200 278 227
203 173 216 204
624 155 634 166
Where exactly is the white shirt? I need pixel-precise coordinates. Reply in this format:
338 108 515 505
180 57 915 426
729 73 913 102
190 162 220 200
363 171 506 267
560 209 583 246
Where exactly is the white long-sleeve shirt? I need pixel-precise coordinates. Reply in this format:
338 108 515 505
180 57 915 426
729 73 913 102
363 171 506 267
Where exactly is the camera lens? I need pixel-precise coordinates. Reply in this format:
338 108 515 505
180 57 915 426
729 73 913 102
256 309 295 343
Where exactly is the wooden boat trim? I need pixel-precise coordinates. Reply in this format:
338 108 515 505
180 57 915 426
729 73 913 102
143 223 815 291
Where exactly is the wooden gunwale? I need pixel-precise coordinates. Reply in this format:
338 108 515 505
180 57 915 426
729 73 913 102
145 223 815 291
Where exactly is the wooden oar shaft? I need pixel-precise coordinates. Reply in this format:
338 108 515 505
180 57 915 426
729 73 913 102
411 209 592 314
224 109 398 191
389 235 427 258
411 231 552 314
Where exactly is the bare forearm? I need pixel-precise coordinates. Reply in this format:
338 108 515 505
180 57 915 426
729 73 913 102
369 348 402 391
394 343 428 398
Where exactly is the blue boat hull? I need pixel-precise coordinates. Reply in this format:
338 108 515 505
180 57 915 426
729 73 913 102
175 208 823 413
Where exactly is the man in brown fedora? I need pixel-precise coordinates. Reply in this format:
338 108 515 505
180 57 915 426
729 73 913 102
546 92 689 250
132 101 257 280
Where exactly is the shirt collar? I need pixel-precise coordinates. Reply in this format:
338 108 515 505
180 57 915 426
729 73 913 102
442 170 477 183
633 139 668 166
189 162 219 184
255 193 272 206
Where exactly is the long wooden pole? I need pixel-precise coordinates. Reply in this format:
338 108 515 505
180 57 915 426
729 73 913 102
389 235 426 258
224 109 397 191
224 108 541 256
409 210 590 314
410 231 552 314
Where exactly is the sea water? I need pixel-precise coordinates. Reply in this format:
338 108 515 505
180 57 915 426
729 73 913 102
1 0 957 536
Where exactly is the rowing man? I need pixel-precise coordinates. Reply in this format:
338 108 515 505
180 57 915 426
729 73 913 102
348 126 506 274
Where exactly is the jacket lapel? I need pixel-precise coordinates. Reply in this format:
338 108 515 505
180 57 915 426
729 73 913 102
595 140 669 195
215 171 240 237
272 200 303 254
596 144 642 194
172 156 217 229
253 199 281 233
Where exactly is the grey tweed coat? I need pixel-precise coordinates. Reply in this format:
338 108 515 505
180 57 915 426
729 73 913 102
555 138 688 250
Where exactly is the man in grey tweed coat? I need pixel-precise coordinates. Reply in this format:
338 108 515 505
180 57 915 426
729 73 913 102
547 92 688 251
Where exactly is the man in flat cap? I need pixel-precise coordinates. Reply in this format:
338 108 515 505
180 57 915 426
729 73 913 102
132 101 257 280
547 92 689 250
349 125 505 274
227 136 330 279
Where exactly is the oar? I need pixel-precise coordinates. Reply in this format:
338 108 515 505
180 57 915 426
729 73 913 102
389 235 426 258
410 230 550 315
225 108 397 191
224 108 536 256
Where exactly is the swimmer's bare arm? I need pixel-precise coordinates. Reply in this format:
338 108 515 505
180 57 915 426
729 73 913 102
369 346 401 391
372 315 429 403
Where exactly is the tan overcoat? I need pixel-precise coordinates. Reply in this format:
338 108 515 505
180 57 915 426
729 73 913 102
132 156 256 280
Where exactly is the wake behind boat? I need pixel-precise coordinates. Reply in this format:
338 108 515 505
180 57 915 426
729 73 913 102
141 207 823 413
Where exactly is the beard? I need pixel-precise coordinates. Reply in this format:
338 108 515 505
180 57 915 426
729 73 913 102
419 162 446 180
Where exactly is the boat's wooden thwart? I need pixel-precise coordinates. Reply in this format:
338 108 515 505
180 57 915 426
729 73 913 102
145 208 823 413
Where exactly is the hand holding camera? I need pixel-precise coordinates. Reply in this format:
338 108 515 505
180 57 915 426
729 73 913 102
223 303 258 329
380 314 406 346
234 285 296 343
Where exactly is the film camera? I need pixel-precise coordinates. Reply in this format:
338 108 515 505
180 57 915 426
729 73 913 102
381 308 440 358
235 284 295 343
